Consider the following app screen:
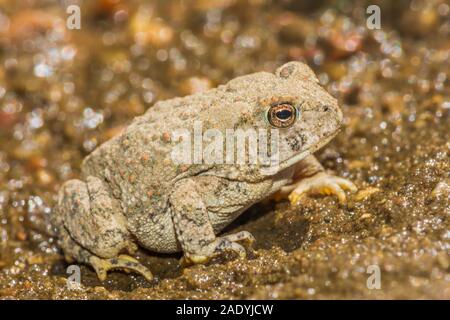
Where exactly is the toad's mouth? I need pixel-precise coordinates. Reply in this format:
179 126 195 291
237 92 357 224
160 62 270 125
260 129 340 176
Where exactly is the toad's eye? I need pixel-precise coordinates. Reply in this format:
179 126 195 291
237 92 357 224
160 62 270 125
265 102 298 128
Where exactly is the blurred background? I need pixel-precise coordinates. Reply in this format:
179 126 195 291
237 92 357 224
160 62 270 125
0 0 448 299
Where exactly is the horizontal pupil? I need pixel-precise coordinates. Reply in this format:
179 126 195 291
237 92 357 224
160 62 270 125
275 109 292 120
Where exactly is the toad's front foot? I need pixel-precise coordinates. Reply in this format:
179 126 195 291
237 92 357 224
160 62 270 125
90 254 154 281
182 231 255 265
281 172 357 205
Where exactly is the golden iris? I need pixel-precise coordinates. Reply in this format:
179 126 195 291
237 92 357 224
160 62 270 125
266 102 298 128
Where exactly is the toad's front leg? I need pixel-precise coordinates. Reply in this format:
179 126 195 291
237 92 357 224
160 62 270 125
279 155 357 205
170 178 255 265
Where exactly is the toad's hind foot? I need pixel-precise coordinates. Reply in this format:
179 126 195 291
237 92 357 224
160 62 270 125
90 255 154 282
282 172 357 205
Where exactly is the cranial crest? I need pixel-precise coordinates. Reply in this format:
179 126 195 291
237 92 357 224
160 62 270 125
276 61 319 83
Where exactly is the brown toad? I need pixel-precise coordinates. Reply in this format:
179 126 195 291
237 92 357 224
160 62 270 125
53 62 356 281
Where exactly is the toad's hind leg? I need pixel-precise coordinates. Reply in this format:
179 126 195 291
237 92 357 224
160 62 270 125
53 176 153 281
57 226 153 281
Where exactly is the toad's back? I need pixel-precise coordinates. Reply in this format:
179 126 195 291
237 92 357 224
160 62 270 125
80 71 276 211
79 83 243 215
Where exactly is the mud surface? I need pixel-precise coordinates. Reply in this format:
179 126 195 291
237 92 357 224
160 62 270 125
0 0 448 299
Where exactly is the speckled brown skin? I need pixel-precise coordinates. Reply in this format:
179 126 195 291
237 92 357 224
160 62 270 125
53 62 355 281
